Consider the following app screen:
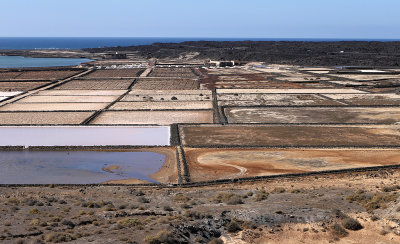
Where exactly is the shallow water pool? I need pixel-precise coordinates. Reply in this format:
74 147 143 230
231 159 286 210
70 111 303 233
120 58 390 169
0 126 170 147
0 151 166 184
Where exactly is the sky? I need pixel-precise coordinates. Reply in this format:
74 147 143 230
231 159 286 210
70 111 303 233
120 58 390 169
1 0 400 38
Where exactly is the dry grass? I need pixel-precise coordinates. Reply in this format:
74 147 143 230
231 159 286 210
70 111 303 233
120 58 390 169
213 193 243 205
172 193 191 203
117 218 143 229
346 191 398 212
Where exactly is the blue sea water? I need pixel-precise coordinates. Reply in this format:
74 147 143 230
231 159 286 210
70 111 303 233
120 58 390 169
0 37 399 50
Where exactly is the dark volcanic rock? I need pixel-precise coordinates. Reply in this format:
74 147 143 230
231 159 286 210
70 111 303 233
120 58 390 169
83 41 400 66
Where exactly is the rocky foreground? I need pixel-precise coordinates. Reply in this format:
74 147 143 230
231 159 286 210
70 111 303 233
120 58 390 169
1 169 399 243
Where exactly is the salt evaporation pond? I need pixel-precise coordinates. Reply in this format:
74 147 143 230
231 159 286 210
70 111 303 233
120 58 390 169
0 151 166 184
0 56 92 68
0 126 170 147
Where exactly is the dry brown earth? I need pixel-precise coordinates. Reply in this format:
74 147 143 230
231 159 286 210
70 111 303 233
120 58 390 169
180 125 400 147
224 107 400 124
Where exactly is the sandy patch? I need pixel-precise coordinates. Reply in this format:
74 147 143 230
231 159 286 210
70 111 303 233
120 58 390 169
92 110 214 125
37 90 126 96
0 103 109 111
224 107 400 124
180 125 400 147
109 101 213 110
16 95 118 103
185 148 400 182
0 112 94 125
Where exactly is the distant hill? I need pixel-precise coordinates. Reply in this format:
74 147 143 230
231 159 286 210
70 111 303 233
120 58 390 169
83 41 400 66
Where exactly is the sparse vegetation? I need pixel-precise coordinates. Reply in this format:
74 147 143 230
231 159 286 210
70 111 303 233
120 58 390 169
254 190 269 201
346 191 398 212
173 193 191 203
138 196 150 203
208 238 224 244
117 218 143 229
29 208 41 215
226 220 242 233
144 230 175 244
163 206 173 211
381 185 400 192
342 217 363 231
331 223 349 238
45 232 76 243
213 193 243 205
272 187 286 193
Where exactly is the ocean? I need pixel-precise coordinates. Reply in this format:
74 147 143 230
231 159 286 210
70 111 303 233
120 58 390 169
0 37 399 50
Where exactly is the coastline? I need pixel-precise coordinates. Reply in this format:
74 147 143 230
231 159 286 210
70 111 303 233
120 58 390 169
2 40 400 66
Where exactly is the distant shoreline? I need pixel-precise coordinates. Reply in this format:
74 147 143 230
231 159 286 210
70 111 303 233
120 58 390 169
84 40 400 67
1 40 400 66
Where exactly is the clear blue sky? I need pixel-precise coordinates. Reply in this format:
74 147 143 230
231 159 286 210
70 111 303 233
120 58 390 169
1 0 399 38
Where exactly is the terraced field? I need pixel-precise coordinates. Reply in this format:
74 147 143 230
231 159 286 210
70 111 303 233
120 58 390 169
132 78 199 90
1 64 400 185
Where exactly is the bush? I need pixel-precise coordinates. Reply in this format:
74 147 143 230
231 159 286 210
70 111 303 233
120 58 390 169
331 223 348 238
61 220 75 228
180 203 192 209
382 185 400 192
226 220 242 233
138 196 150 203
117 218 143 229
173 193 191 203
213 193 243 205
254 190 269 202
184 210 202 219
342 218 363 231
290 189 304 194
346 192 398 212
104 203 117 211
45 232 76 243
29 208 41 215
332 209 349 219
163 206 173 212
272 187 286 193
29 219 40 226
208 238 224 244
144 230 175 244
82 201 101 208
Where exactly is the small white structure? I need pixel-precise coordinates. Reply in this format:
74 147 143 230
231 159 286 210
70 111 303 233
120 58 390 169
208 60 235 67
